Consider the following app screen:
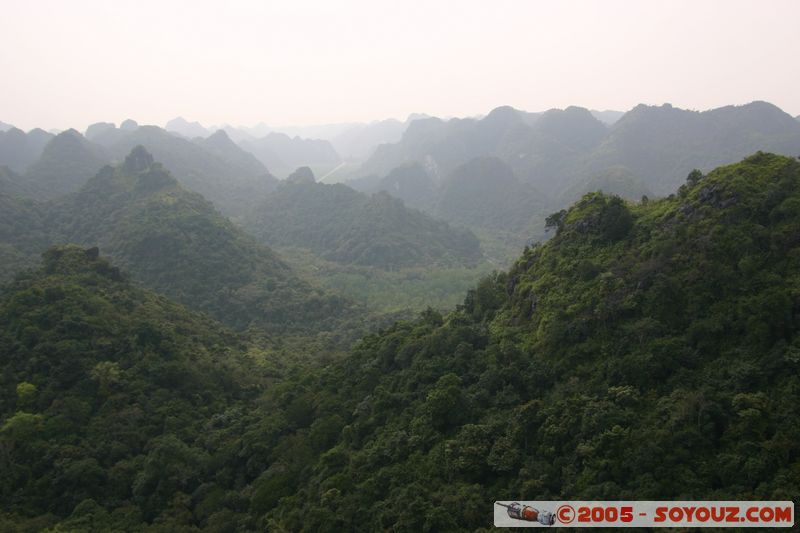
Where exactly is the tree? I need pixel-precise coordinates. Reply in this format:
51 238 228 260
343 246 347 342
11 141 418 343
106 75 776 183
545 209 567 233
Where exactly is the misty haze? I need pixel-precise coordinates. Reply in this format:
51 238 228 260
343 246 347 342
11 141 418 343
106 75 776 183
0 1 798 531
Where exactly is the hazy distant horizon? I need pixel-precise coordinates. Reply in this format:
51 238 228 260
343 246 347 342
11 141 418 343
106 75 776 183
4 100 797 137
2 0 798 131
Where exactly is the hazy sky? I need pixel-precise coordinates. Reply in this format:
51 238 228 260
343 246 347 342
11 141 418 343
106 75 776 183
1 0 798 131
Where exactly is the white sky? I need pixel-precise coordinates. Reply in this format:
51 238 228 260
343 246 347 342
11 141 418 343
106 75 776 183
1 0 798 131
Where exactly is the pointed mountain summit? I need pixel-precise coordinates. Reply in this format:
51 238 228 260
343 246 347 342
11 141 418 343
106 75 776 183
103 126 275 216
47 148 348 331
286 166 315 184
202 128 238 149
122 144 155 173
196 129 269 176
24 129 107 199
0 127 54 173
166 116 210 138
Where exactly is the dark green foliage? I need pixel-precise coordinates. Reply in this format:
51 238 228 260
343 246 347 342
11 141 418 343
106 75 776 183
247 154 800 529
44 148 350 333
0 246 256 530
99 126 277 218
544 209 567 232
246 180 483 269
561 193 634 242
0 188 50 283
3 154 800 531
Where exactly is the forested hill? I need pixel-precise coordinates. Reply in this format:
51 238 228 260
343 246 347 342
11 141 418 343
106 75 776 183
245 174 483 269
23 129 108 200
99 126 278 218
255 153 800 530
0 246 259 529
44 147 351 332
2 154 799 531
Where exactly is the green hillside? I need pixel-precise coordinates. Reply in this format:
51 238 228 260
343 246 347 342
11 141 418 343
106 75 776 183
0 246 258 530
44 147 348 333
0 189 49 283
101 126 277 217
254 153 800 530
246 176 483 270
23 129 108 199
2 154 799 532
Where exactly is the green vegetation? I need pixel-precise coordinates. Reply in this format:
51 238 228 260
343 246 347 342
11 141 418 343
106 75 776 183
251 153 800 530
277 247 495 314
2 153 799 531
0 246 258 531
93 125 277 218
245 177 483 270
45 147 350 334
24 129 107 199
0 147 353 336
436 156 545 232
0 188 49 283
560 165 653 204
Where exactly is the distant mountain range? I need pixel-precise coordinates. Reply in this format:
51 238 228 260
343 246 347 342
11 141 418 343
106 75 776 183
165 115 414 169
2 149 799 531
165 116 210 138
0 147 351 332
359 101 800 197
590 109 625 124
2 124 277 217
350 101 800 245
3 101 798 255
24 129 108 199
0 127 54 173
239 132 341 179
